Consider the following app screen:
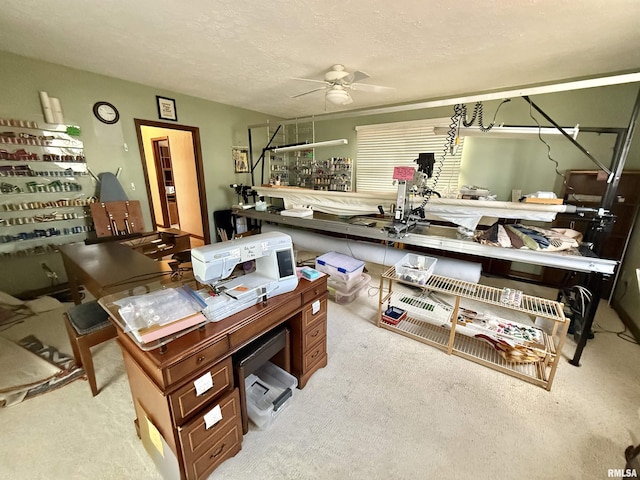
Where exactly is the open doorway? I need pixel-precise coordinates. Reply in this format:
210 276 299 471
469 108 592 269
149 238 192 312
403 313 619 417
134 119 210 246
151 137 179 227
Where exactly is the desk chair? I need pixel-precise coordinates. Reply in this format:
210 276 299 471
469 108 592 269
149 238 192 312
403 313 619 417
63 301 117 396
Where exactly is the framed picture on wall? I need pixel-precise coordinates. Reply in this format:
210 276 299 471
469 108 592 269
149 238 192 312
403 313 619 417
156 96 178 121
233 146 250 173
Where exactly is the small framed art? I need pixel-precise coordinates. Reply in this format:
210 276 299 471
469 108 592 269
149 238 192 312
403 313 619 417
156 96 177 121
233 146 250 173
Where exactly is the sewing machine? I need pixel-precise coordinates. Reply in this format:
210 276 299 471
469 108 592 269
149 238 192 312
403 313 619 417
191 231 298 321
385 152 437 237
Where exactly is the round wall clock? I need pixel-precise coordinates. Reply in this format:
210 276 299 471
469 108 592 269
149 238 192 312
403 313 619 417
93 101 120 124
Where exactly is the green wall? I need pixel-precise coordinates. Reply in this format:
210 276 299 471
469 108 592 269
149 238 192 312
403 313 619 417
310 85 640 199
0 50 279 294
308 84 640 332
1 49 638 337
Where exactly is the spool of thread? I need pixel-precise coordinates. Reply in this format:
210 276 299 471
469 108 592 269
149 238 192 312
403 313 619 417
49 97 64 125
39 91 55 124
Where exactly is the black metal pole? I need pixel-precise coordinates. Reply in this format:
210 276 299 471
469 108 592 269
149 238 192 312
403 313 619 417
247 127 255 187
601 86 640 209
570 272 606 366
522 96 612 175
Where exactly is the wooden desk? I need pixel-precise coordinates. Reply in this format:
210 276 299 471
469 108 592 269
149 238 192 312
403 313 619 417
99 275 328 480
59 242 173 304
119 229 191 260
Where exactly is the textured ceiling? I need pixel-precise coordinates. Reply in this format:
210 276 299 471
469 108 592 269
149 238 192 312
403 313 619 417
1 0 639 119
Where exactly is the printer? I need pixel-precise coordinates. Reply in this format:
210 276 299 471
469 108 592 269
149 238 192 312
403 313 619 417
191 231 298 321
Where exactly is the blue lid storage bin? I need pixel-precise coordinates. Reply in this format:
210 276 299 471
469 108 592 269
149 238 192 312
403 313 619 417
315 252 365 285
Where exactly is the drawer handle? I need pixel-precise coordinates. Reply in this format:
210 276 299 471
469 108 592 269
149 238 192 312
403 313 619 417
196 356 206 363
311 330 319 338
311 350 320 359
210 443 225 459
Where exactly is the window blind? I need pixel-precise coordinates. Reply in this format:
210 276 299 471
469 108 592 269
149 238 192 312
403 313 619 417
355 118 464 194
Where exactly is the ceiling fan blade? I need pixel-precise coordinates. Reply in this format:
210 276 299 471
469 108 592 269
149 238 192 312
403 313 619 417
345 70 370 83
350 83 396 93
290 77 329 85
291 87 327 99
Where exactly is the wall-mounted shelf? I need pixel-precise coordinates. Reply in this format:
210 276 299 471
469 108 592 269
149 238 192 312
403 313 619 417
0 118 95 258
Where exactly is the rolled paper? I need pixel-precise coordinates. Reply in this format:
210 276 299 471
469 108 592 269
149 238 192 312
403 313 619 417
39 91 55 124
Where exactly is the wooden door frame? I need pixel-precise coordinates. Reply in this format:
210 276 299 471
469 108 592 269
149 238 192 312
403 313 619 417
151 136 171 227
134 119 211 244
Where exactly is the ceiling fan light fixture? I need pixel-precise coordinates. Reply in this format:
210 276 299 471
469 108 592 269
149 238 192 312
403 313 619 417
326 87 351 105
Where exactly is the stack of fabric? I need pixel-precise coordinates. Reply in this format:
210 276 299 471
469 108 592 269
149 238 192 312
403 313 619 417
475 222 581 252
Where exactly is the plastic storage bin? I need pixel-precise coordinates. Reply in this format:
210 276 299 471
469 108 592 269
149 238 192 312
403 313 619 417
315 252 365 285
245 361 298 430
328 273 371 304
394 253 437 286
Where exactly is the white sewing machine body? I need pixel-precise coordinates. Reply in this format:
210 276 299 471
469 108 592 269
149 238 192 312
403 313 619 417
191 232 298 321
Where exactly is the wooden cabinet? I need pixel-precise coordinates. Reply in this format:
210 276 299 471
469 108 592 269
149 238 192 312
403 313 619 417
377 268 569 390
290 294 328 388
542 170 640 294
109 275 328 479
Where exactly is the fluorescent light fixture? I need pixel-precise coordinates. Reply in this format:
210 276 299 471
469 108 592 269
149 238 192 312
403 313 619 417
273 138 348 153
433 125 580 140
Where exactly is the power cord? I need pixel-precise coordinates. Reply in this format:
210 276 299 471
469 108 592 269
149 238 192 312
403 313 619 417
592 281 639 345
527 101 574 195
461 99 511 131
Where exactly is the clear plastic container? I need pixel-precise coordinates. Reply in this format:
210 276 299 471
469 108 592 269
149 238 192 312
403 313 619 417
394 253 437 286
315 252 365 284
328 273 371 304
245 362 298 430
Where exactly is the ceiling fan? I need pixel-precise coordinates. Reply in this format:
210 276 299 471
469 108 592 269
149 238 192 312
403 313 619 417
291 64 395 106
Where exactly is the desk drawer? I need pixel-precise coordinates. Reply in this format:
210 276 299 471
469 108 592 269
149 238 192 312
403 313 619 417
229 296 300 349
301 280 327 305
303 336 327 372
165 336 230 386
302 297 327 330
178 388 241 464
303 317 326 350
169 357 233 425
190 423 242 480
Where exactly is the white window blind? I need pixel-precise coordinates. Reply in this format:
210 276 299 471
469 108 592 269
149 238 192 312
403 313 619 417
355 118 464 194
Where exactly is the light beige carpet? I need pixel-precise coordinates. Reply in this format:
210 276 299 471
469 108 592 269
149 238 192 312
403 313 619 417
0 269 639 480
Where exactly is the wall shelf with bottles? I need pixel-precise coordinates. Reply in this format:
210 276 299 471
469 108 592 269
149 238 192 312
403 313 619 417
311 157 352 191
0 117 95 257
